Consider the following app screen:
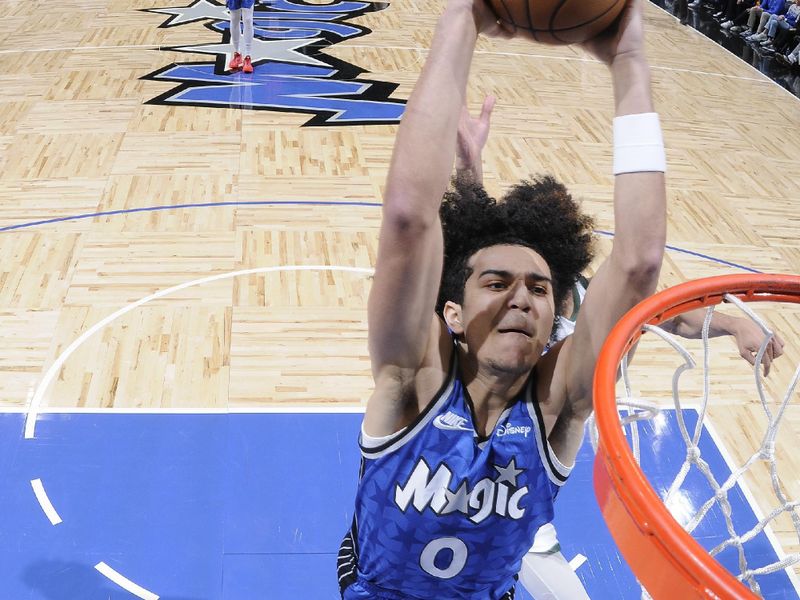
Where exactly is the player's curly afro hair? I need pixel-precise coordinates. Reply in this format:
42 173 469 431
436 174 595 337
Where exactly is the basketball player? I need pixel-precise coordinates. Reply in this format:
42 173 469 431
339 0 668 596
227 0 255 74
455 94 786 600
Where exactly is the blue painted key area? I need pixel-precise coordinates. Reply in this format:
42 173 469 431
0 410 794 599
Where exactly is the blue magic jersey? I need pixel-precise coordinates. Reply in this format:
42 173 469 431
226 0 255 9
338 352 572 599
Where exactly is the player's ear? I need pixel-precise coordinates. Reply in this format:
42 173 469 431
443 301 464 335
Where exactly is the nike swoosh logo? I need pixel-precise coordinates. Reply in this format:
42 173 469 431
433 414 473 432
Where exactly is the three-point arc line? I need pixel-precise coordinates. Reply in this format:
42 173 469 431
24 265 374 439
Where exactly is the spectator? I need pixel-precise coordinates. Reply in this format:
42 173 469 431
773 22 800 51
742 0 786 37
721 0 757 29
757 0 799 47
776 36 800 63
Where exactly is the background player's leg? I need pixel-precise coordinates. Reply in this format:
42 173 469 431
241 7 254 73
242 7 254 56
228 8 243 70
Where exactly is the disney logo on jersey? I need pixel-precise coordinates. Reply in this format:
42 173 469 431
496 423 532 438
432 411 473 432
394 457 528 524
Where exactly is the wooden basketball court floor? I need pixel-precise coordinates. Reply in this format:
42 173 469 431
0 0 799 597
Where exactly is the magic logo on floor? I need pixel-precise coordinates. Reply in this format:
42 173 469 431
143 0 406 125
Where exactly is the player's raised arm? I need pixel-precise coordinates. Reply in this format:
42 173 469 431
365 1 507 436
550 0 667 463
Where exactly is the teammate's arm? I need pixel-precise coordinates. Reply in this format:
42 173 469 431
662 309 786 375
455 96 496 184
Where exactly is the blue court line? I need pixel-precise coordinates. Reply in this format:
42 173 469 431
594 230 763 274
0 201 383 232
0 203 762 274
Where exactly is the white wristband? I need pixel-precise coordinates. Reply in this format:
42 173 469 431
612 112 666 175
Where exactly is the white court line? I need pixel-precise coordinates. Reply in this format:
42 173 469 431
569 553 588 571
0 41 773 86
0 44 161 55
30 479 63 525
341 44 772 84
647 0 800 100
612 405 800 593
95 562 159 600
23 265 373 439
2 405 367 414
227 405 366 413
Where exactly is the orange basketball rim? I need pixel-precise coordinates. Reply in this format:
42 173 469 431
593 273 800 599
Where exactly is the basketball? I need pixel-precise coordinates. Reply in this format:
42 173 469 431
487 0 626 44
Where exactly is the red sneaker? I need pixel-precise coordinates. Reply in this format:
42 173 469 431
228 52 243 71
242 55 253 74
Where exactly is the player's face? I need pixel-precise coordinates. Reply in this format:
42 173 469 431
456 245 555 375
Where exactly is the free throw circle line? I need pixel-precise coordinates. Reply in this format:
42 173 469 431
30 478 63 526
24 265 374 440
95 562 159 600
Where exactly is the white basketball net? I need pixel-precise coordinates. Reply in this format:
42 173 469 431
589 293 800 598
